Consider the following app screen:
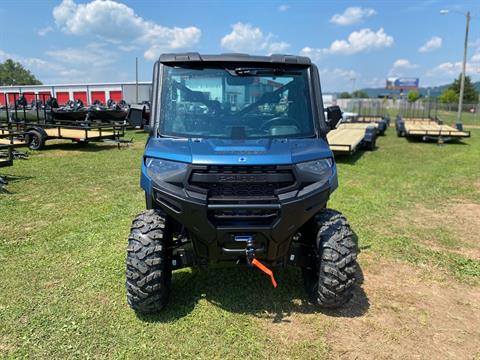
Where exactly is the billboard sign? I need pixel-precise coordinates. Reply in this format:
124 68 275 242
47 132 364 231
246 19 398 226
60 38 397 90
386 77 419 90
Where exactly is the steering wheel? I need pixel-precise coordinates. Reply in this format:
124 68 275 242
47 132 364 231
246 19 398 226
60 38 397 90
260 116 302 131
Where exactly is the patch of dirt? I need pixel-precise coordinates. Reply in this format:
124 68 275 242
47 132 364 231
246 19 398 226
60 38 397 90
326 256 480 359
262 255 480 359
399 201 480 260
0 335 16 356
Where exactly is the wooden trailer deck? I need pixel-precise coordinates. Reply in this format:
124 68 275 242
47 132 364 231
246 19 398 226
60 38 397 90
399 117 470 138
0 123 124 150
0 129 26 146
327 123 376 154
43 127 116 140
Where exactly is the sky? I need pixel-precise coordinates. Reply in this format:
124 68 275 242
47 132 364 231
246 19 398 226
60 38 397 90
1 0 479 92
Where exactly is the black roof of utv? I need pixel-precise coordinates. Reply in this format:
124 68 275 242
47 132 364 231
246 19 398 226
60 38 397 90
159 52 312 66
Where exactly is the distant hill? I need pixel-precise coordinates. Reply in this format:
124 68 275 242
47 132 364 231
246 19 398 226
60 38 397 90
354 81 480 98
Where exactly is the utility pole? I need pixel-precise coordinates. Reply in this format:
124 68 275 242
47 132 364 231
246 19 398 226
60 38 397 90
135 57 139 104
456 11 470 129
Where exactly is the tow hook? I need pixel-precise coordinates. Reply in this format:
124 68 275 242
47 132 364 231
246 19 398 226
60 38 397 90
246 239 277 288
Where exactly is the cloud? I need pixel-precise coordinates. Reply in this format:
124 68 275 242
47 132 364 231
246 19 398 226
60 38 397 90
220 23 290 54
330 7 376 25
418 36 442 53
318 67 358 92
428 61 480 76
389 59 418 77
52 0 201 60
46 44 118 67
300 28 393 60
37 26 53 36
0 49 50 69
392 59 418 69
278 4 289 12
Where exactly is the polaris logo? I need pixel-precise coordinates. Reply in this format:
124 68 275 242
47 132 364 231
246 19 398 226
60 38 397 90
218 174 267 182
238 157 247 162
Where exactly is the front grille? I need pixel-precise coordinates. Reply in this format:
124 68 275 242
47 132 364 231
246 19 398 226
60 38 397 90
189 165 296 227
189 165 295 198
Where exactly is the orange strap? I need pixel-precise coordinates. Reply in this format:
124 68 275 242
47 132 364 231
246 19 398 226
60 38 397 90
251 258 277 288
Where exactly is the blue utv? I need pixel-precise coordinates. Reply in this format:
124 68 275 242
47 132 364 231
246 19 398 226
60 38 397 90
126 53 357 313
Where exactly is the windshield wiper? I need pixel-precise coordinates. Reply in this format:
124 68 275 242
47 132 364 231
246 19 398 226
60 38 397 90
230 68 301 76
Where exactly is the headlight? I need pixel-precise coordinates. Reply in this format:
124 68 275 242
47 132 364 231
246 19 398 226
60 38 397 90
145 158 188 184
297 158 333 175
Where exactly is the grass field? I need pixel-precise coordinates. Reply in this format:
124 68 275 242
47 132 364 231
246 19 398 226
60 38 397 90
1 128 479 359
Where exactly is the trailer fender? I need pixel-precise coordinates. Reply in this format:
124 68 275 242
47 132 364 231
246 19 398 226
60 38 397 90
395 117 406 137
363 125 376 143
383 116 391 127
25 126 48 140
377 119 387 135
362 125 377 151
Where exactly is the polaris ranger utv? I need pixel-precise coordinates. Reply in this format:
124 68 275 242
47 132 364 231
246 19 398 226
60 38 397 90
126 53 357 313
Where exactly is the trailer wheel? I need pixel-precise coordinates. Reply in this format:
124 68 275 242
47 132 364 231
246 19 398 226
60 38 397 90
126 209 172 313
302 209 357 308
26 130 45 150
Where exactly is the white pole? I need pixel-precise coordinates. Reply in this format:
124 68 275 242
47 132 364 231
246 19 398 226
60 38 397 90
456 11 470 129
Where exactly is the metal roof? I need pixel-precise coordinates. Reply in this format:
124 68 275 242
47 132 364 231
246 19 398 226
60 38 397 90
159 52 312 66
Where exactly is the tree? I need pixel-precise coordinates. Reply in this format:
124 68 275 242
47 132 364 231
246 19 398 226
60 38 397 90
439 89 458 104
351 90 369 98
447 74 478 103
338 91 351 99
407 91 420 103
0 59 42 86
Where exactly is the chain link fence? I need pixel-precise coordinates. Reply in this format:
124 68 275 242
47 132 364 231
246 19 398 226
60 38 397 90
335 98 480 126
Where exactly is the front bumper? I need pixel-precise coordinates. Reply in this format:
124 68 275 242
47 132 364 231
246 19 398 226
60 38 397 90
149 177 331 265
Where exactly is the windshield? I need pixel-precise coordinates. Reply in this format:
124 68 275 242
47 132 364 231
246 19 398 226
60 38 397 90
159 65 315 139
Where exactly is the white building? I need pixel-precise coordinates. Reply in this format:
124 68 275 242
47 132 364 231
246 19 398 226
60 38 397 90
0 81 152 106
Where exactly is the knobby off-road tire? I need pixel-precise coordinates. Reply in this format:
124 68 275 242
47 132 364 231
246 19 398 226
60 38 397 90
302 209 357 308
126 209 172 313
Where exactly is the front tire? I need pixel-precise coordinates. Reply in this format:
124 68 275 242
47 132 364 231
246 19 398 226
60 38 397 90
302 209 357 308
126 209 172 313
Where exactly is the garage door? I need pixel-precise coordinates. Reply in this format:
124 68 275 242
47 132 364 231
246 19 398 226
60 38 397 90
38 91 52 103
73 91 88 104
56 92 70 105
22 92 36 103
7 93 19 106
109 90 123 102
91 91 106 105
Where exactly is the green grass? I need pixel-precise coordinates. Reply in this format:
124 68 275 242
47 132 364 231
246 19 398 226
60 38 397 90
1 128 479 358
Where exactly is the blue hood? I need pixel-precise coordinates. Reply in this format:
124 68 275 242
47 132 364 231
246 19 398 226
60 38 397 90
144 137 333 165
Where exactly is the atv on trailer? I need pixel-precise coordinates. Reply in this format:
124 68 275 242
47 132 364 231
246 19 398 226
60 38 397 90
126 53 358 313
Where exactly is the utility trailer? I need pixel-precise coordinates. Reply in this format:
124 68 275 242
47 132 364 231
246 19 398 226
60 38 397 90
395 101 470 142
395 116 470 142
1 93 127 150
327 122 377 155
343 100 390 135
0 130 27 189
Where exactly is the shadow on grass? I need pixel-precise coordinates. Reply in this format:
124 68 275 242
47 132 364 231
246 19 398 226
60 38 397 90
334 150 365 165
0 174 33 194
405 137 469 146
137 263 369 324
40 141 128 153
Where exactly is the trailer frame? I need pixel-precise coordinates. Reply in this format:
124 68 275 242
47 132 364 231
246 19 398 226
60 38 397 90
1 93 127 150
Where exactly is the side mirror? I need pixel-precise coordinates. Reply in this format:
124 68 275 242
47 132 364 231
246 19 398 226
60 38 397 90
326 105 342 130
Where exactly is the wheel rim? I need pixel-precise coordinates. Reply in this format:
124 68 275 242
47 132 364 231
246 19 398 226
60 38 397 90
30 135 39 148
